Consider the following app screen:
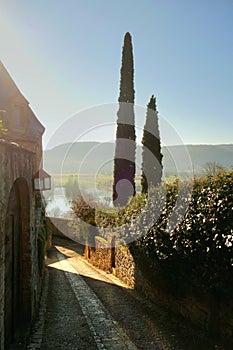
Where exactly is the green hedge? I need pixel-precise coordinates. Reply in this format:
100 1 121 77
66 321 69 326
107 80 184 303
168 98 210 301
133 171 233 300
94 171 233 300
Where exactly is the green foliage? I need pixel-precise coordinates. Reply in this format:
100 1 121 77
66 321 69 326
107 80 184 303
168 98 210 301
96 186 164 244
113 32 136 206
95 208 119 229
0 119 7 135
72 194 97 226
141 95 163 193
97 172 233 300
72 167 233 301
72 195 103 246
95 235 108 245
96 192 148 237
118 32 135 104
135 171 233 300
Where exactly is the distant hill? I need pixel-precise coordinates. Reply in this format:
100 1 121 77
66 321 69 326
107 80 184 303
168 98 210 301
44 142 233 176
44 142 115 174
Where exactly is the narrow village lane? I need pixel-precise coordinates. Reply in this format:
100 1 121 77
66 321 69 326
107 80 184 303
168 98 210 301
27 246 98 350
27 238 221 350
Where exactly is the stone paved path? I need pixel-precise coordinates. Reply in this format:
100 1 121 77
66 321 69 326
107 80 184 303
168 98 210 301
26 237 225 350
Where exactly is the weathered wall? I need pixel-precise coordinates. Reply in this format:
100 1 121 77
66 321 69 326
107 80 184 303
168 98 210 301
85 236 113 271
85 234 233 344
115 246 135 288
0 140 42 349
0 61 47 349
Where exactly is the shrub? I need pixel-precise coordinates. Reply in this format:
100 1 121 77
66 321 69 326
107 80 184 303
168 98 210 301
134 171 233 300
72 194 97 226
73 172 233 300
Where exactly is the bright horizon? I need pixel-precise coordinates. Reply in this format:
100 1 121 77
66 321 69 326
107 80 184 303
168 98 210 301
1 0 233 148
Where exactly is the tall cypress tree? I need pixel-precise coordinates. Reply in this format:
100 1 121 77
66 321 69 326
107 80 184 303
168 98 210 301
141 95 163 193
113 32 136 206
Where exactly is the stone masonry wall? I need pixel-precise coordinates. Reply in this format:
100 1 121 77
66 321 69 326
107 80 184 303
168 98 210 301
115 246 135 288
0 140 41 349
85 236 113 272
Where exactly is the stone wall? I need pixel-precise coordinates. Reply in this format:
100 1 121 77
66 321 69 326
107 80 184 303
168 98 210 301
85 236 113 272
115 246 135 288
85 234 233 344
0 140 44 349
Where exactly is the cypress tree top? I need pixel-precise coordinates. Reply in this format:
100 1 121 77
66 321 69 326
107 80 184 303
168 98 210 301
118 32 135 104
143 95 160 140
141 94 163 193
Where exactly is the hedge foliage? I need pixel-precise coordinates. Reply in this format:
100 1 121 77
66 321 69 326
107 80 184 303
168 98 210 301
73 171 233 300
133 171 232 300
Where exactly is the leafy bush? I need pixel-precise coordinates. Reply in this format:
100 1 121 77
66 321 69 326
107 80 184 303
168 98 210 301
0 119 7 135
73 171 233 300
134 171 233 300
72 194 97 226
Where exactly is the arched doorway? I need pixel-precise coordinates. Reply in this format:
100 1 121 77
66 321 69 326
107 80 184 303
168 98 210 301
4 178 31 348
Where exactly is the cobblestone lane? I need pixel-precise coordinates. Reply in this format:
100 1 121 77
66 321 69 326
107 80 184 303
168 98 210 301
27 238 223 350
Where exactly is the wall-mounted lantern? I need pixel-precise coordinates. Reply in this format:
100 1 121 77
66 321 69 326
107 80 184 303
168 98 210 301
33 169 51 191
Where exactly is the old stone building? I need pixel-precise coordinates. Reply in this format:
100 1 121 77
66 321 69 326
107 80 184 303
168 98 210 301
0 61 46 349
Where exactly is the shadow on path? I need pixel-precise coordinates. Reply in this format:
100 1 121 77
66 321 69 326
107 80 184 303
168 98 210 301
27 237 227 350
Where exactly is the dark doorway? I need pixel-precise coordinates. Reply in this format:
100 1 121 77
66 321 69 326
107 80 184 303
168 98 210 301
4 178 31 348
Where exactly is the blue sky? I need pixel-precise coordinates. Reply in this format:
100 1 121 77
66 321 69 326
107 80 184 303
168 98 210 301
1 0 233 148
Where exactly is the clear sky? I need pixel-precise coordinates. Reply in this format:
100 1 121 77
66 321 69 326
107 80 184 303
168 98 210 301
1 0 233 148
